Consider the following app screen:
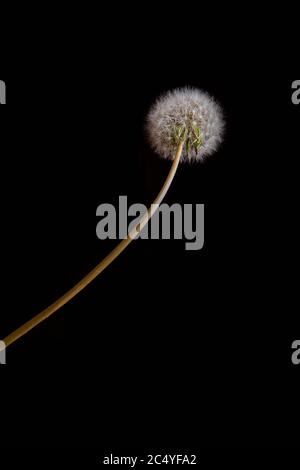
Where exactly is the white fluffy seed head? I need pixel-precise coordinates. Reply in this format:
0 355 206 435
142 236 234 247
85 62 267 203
147 87 225 163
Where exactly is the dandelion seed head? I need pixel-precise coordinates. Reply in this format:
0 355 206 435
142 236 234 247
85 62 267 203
147 87 225 162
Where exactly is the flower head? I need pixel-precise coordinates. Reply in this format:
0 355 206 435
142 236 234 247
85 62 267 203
147 87 225 162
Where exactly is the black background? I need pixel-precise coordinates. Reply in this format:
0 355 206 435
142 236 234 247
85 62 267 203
0 7 299 459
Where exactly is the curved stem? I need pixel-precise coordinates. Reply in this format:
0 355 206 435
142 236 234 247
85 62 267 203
3 142 183 347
